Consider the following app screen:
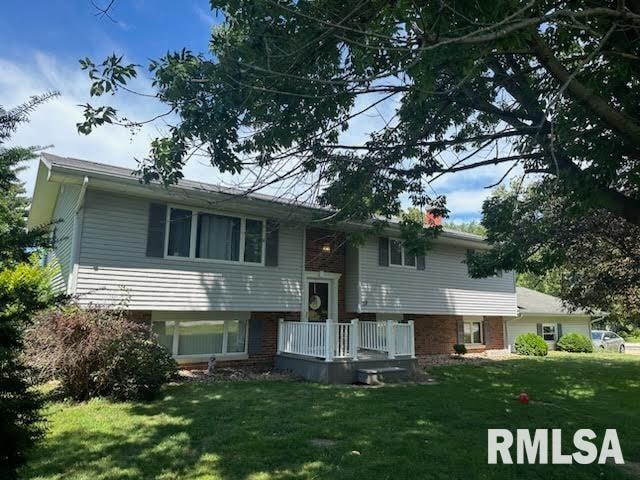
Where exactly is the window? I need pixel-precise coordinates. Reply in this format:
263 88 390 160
165 206 264 264
197 213 241 261
389 239 416 267
167 208 192 257
542 324 556 341
591 331 603 341
464 321 483 344
390 239 403 265
153 319 248 357
244 219 264 263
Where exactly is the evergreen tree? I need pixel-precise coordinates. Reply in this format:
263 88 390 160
0 93 58 479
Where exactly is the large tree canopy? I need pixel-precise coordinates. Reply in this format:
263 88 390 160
80 1 640 246
468 178 640 314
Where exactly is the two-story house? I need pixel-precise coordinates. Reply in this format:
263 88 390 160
29 154 519 383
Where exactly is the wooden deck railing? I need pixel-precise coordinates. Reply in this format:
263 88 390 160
277 319 415 361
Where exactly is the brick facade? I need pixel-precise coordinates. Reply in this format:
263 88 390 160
483 316 505 350
409 314 459 355
304 228 353 321
409 314 505 356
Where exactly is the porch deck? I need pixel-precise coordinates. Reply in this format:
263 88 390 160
275 319 418 383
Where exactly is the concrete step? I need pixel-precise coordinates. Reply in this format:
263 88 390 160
356 366 408 385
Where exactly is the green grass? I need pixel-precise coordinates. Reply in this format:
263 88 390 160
22 353 640 480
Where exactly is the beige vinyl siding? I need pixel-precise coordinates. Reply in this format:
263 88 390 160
48 185 80 292
506 315 591 350
357 236 517 316
75 189 304 311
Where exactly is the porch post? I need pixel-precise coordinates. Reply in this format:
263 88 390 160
277 318 284 354
350 318 359 361
386 320 396 359
409 320 416 358
325 321 335 362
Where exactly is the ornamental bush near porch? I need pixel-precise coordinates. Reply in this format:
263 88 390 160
556 333 594 353
514 333 549 356
26 305 176 401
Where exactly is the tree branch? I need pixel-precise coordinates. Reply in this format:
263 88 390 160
530 34 640 148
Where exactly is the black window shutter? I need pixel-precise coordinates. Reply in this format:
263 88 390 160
265 220 279 267
417 255 426 270
557 323 563 339
248 318 264 355
146 203 167 257
379 237 389 266
536 323 543 336
456 319 464 344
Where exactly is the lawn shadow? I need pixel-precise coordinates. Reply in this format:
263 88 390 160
24 355 640 480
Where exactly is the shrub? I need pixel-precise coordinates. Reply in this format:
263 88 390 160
453 344 467 355
94 337 177 400
514 333 548 356
556 333 594 353
0 260 58 478
26 305 176 401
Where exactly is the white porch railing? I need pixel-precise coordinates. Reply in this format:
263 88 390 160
277 319 415 361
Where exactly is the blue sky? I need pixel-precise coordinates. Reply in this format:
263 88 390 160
1 1 511 222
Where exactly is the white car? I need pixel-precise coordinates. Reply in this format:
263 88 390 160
591 330 625 353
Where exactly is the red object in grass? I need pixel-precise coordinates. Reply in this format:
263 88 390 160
518 392 529 404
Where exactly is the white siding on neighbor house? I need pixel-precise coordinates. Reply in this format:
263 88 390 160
48 184 80 293
506 315 591 350
75 189 304 311
356 237 517 316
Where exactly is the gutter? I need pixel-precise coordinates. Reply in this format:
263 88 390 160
67 176 88 295
48 162 492 249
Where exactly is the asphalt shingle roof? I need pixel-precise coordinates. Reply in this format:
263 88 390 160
516 286 589 315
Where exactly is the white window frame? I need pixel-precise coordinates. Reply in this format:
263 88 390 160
153 318 250 361
389 239 417 269
542 323 557 342
163 204 266 266
463 320 484 345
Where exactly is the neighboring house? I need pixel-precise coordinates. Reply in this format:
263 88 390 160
506 286 595 350
29 154 518 382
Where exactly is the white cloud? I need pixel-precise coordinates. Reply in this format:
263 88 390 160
444 188 492 217
1 52 159 195
1 51 233 197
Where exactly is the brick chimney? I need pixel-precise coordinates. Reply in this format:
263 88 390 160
425 210 442 227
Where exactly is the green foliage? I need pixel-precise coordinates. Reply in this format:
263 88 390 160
94 337 177 401
26 306 176 401
0 260 58 479
470 180 640 320
556 333 594 353
0 95 59 479
453 344 467 355
443 221 486 236
516 267 563 297
78 2 640 237
514 333 548 357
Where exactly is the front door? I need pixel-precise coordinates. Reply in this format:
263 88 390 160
307 280 330 322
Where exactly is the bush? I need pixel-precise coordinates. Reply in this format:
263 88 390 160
453 344 467 355
26 305 176 401
514 333 548 356
0 261 58 478
556 333 594 353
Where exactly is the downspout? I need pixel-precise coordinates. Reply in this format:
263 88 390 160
300 226 307 320
67 176 89 295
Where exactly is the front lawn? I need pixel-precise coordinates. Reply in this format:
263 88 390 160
23 353 640 480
